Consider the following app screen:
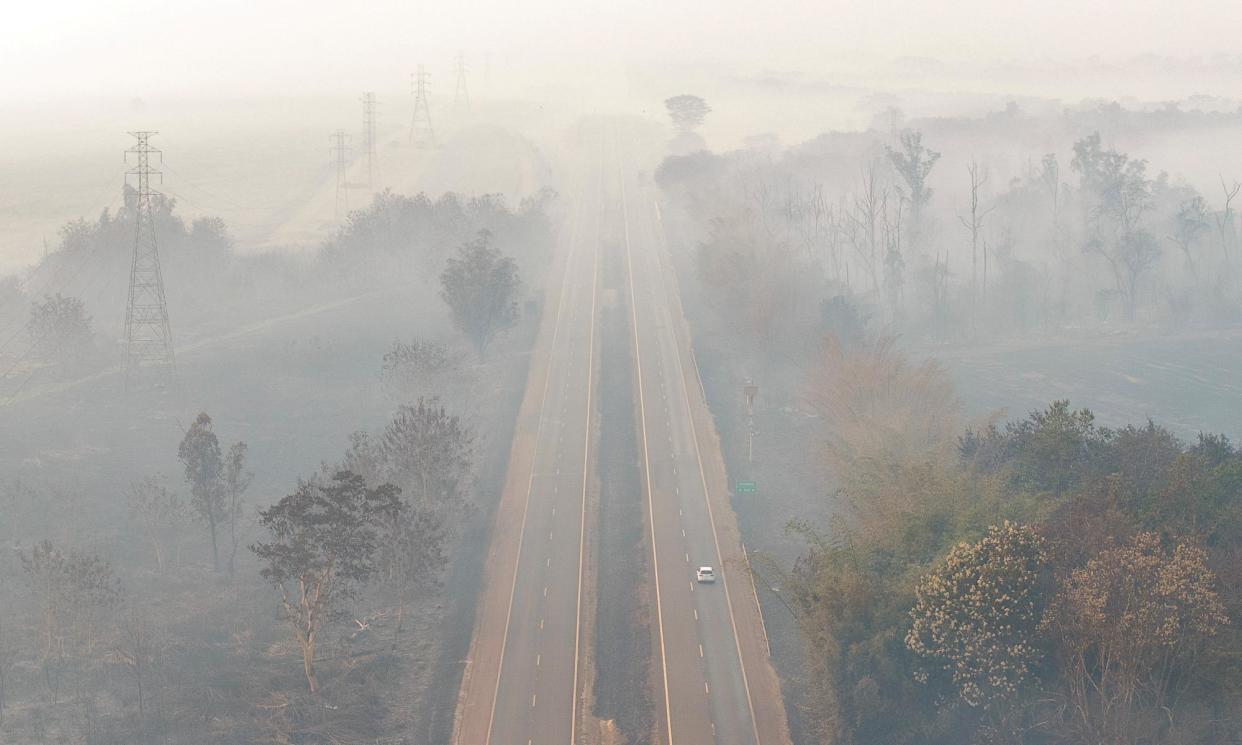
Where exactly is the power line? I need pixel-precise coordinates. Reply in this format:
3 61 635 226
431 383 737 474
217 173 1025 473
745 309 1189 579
409 65 436 149
453 51 470 117
159 163 280 212
123 131 176 389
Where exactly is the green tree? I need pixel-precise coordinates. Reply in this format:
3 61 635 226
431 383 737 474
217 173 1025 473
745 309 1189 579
1116 228 1162 321
127 475 187 571
344 398 473 642
960 400 1114 494
1042 532 1229 744
178 412 225 571
1171 194 1210 281
785 519 947 745
20 540 122 695
907 522 1049 726
886 130 941 251
27 293 92 359
439 230 521 356
375 399 473 516
379 338 466 402
222 442 252 577
1072 132 1157 321
664 94 712 133
251 471 402 693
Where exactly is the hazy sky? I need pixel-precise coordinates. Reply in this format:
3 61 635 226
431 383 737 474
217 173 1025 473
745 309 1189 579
4 0 1237 100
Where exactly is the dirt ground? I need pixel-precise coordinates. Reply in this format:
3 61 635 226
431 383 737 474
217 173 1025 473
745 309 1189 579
918 327 1242 440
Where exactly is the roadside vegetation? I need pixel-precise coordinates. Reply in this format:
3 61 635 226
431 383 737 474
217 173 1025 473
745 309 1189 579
0 184 552 743
786 343 1242 742
0 187 552 392
656 97 1242 745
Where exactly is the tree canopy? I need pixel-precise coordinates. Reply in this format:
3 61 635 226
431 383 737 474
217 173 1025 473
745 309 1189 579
788 392 1242 745
27 293 92 358
251 470 402 693
439 230 521 355
178 412 226 571
664 94 712 133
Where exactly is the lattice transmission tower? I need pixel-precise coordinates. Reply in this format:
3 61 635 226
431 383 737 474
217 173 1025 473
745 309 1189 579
409 65 436 148
123 131 175 388
453 51 470 117
361 91 377 187
331 129 351 220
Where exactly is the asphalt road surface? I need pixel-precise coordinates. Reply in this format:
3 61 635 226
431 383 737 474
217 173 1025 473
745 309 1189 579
454 121 790 745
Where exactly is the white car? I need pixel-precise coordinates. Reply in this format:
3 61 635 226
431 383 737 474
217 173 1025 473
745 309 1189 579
696 566 716 583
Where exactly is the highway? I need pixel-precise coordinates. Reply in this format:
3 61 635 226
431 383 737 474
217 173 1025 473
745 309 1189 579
616 127 779 745
454 126 603 745
454 120 790 745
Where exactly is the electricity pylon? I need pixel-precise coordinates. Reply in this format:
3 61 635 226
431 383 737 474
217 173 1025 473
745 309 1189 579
123 131 175 389
409 65 436 149
331 129 351 220
453 51 470 117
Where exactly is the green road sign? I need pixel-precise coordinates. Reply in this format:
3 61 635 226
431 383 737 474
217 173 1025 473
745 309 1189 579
736 480 757 494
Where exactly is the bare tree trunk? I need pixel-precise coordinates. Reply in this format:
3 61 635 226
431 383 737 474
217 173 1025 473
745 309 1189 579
121 608 150 742
208 514 219 573
1219 178 1239 269
227 499 237 578
959 161 992 330
392 602 406 651
983 239 989 303
301 632 317 694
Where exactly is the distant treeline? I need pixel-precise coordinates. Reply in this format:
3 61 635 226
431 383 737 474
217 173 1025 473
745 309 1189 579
656 101 1242 354
0 187 554 364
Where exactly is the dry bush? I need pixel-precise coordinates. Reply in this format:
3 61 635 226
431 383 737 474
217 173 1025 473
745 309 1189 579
810 335 960 471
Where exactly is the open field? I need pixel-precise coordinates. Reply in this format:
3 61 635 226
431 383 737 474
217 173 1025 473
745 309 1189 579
922 328 1242 440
